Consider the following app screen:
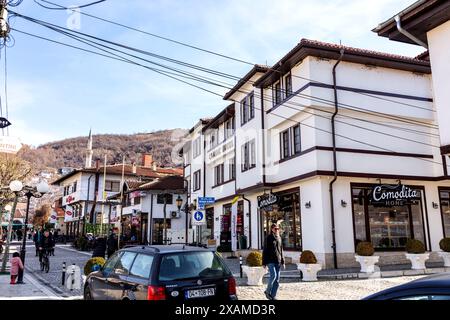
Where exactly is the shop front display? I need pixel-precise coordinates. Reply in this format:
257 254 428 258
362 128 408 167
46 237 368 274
220 204 232 251
439 188 450 238
259 190 302 251
352 183 427 251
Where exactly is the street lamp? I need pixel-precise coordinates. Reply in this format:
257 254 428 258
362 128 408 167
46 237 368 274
16 180 49 284
176 195 183 212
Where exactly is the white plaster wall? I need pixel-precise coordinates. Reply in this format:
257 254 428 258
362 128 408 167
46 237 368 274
427 20 450 146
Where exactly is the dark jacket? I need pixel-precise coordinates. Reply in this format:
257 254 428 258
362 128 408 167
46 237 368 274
92 237 107 258
262 233 284 266
107 234 118 252
39 235 54 249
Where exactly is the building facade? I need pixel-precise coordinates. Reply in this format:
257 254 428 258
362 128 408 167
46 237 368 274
182 38 450 269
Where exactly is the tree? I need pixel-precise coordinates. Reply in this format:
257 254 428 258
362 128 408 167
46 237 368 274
0 154 33 206
32 204 52 228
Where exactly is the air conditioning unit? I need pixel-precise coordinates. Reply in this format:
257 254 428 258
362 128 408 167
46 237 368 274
171 211 181 219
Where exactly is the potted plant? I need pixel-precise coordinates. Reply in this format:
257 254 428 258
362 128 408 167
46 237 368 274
296 250 322 281
355 241 379 273
405 239 429 270
438 238 450 267
241 251 267 286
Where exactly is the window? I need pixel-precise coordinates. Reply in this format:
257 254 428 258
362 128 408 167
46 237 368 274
273 81 282 106
240 93 255 125
193 137 201 159
102 252 121 277
241 140 256 172
157 194 173 204
282 130 290 159
214 163 224 186
134 196 141 206
210 129 218 149
73 181 77 193
229 158 235 180
224 118 235 140
193 170 201 191
105 180 120 192
293 125 301 154
285 74 292 97
130 254 154 279
396 295 450 301
115 252 137 275
280 125 301 159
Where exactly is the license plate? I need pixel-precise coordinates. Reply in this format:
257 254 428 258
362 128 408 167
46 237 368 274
185 288 215 299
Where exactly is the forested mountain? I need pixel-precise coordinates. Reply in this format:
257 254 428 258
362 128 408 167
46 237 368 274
17 129 188 171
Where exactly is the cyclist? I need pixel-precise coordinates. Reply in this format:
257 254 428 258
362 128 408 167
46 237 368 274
38 230 54 263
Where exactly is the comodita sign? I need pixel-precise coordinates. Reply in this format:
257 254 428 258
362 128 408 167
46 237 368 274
0 136 22 154
371 184 420 206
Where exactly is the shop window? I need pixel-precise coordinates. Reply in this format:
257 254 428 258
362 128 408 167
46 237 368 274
261 191 302 251
157 194 173 204
351 185 426 251
439 189 450 237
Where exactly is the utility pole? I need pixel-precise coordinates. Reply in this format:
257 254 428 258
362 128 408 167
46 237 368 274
0 1 9 40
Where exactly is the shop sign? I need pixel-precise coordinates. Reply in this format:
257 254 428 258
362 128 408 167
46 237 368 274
370 184 420 206
258 193 279 209
64 209 73 222
0 136 22 154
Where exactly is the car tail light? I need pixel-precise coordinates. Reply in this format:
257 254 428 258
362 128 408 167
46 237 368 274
147 285 166 300
228 277 236 296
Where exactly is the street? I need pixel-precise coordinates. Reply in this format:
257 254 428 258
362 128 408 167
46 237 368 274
11 242 424 300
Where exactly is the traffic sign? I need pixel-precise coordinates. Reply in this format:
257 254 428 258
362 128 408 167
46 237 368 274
192 210 206 226
198 197 215 210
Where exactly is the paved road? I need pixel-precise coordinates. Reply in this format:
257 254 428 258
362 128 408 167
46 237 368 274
22 241 91 298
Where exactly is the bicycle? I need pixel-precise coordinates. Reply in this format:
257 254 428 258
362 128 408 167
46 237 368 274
40 249 50 273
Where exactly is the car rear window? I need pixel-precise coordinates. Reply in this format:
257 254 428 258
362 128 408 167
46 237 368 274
130 254 154 279
158 251 228 281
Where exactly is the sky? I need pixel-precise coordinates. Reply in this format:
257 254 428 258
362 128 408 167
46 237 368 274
3 0 425 147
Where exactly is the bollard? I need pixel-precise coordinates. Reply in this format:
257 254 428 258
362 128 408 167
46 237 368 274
239 255 243 278
62 262 66 286
71 263 76 291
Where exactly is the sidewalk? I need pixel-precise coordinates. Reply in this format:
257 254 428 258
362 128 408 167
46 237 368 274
0 273 60 300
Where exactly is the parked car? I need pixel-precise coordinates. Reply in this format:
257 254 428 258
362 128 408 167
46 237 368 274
363 273 450 300
83 245 237 301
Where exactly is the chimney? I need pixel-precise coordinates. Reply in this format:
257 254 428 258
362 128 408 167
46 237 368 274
132 161 137 174
152 161 157 171
142 154 153 168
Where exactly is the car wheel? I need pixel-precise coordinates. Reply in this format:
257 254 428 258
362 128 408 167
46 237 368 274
84 286 93 300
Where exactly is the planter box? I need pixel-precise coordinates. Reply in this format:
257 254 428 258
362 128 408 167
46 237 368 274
355 255 380 273
242 266 267 286
405 253 430 270
297 263 322 282
438 252 450 267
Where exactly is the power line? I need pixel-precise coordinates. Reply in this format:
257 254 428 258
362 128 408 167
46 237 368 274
14 28 443 162
34 0 435 113
12 10 439 132
13 26 440 151
34 0 105 10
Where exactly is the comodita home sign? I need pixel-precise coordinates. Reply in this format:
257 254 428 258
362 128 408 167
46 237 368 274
370 184 420 206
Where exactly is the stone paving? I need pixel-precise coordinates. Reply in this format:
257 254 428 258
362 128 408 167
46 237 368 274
22 242 90 298
236 276 426 300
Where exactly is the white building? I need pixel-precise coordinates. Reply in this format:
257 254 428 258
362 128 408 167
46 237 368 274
182 38 450 269
51 133 184 242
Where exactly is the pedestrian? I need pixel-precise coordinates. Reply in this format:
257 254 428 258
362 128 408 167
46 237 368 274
16 229 23 242
10 252 24 285
106 228 118 258
92 236 107 258
262 223 285 300
38 230 54 262
33 228 42 257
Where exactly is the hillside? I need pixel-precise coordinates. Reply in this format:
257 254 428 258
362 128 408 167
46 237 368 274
17 129 188 171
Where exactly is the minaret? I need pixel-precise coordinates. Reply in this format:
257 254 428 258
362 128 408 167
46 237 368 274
85 129 93 168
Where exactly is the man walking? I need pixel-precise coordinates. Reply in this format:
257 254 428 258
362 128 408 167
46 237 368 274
262 223 285 300
106 228 118 258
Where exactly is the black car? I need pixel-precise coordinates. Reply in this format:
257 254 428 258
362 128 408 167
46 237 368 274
363 273 450 300
83 245 237 301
